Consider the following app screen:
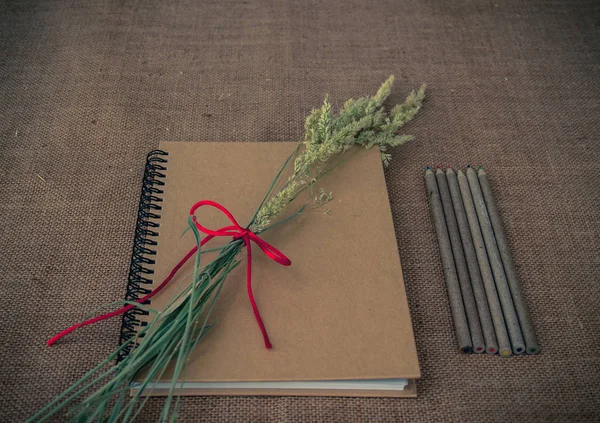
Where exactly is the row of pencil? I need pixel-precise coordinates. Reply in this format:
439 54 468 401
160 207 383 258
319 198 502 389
425 165 539 356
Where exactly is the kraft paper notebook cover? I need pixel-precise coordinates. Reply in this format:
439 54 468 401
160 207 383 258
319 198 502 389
122 141 420 397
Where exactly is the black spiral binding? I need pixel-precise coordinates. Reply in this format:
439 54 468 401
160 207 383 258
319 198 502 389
117 150 168 362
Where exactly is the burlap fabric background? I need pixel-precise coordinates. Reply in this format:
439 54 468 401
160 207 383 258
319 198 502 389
1 0 599 421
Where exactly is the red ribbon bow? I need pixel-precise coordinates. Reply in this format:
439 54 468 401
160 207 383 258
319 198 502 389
47 200 290 349
189 200 291 348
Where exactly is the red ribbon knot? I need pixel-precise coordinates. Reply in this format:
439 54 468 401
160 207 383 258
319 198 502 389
190 200 291 349
47 200 290 350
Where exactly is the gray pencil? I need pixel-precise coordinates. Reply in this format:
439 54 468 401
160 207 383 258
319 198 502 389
436 168 485 354
478 167 539 354
466 166 526 355
447 168 498 354
458 170 512 357
425 167 472 353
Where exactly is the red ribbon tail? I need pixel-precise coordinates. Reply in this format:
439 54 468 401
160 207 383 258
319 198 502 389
244 239 273 349
47 244 202 346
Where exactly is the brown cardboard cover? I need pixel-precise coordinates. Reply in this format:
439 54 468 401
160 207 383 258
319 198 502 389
136 141 419 396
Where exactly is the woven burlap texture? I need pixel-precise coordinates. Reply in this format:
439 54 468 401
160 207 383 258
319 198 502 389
1 0 599 421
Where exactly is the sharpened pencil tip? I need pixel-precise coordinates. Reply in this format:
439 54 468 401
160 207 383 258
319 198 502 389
477 165 483 171
426 165 430 170
466 164 471 168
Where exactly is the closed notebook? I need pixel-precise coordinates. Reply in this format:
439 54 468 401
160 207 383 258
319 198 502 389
122 141 420 397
